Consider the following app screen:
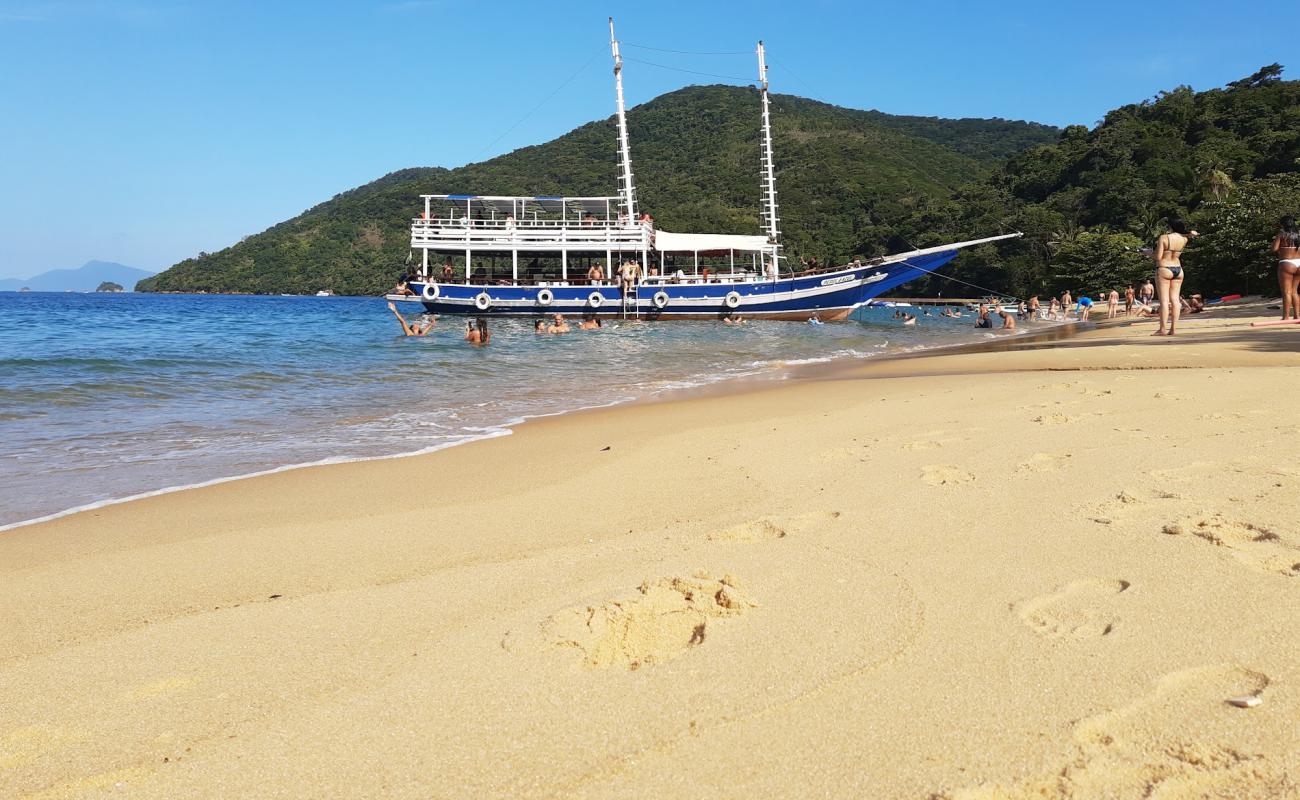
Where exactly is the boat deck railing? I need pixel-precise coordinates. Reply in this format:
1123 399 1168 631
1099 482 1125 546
411 217 652 249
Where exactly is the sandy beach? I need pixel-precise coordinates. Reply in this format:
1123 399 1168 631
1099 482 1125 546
4 304 1300 799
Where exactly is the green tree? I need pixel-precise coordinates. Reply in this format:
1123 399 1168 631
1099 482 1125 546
1049 230 1149 293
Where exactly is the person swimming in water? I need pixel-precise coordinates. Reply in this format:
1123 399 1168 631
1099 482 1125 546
578 317 602 330
974 304 993 329
387 302 435 336
464 317 490 345
1272 215 1300 321
534 319 546 334
546 313 571 334
1153 218 1199 336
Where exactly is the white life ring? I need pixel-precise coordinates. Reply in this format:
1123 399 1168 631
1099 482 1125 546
587 292 604 309
724 291 742 309
652 291 670 309
421 282 439 301
536 288 554 306
473 292 491 311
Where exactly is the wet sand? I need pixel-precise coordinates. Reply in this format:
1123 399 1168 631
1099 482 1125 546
3 300 1299 798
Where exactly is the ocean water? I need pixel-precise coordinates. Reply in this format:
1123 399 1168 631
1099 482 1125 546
0 292 1037 528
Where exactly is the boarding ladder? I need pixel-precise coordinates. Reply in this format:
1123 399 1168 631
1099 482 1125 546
622 282 640 320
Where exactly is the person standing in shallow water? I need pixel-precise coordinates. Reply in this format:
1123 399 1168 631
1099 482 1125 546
1152 218 1198 337
1272 215 1300 321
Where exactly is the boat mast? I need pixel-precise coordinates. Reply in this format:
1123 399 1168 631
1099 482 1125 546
609 17 637 222
757 41 781 273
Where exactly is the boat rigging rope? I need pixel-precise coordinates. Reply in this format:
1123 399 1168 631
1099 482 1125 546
622 57 754 84
473 50 602 160
896 258 1022 302
623 43 752 56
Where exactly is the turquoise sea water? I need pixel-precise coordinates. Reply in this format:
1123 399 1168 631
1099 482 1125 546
0 292 1039 528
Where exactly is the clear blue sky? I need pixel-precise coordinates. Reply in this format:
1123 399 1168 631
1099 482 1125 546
0 0 1291 278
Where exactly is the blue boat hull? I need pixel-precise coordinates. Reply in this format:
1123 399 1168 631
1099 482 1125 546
400 251 958 320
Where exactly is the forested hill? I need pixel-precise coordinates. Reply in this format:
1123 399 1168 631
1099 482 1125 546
915 64 1300 298
137 86 1057 295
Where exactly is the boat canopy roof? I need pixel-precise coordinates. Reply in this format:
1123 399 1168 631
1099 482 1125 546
653 230 773 254
421 194 621 217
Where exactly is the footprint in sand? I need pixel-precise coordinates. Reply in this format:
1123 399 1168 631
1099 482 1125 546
1033 413 1081 425
1162 514 1300 578
1015 579 1130 639
541 571 756 670
901 439 946 451
708 511 841 542
934 664 1278 799
0 725 85 771
920 465 975 486
1015 452 1072 474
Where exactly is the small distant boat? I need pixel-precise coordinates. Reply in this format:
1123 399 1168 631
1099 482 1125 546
315 290 334 297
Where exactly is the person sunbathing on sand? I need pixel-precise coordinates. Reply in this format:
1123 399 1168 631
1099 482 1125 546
387 302 435 336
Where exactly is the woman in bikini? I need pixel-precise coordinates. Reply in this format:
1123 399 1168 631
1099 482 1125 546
1152 218 1198 336
1272 216 1300 321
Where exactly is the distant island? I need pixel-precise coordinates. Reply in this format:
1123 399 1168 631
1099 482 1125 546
0 261 156 293
96 281 125 293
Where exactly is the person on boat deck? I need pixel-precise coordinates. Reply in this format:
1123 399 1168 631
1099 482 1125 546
441 258 455 283
579 317 602 330
547 314 571 334
471 266 487 283
999 308 1016 330
465 318 490 345
975 304 993 329
387 302 434 336
639 212 653 226
586 263 604 285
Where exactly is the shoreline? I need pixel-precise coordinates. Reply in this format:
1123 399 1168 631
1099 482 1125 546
0 316 1076 534
4 299 1298 798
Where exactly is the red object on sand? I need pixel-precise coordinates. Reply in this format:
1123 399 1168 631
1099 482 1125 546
1218 294 1242 303
1250 318 1300 327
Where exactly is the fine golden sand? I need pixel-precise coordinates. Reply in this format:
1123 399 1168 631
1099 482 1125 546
3 303 1299 798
